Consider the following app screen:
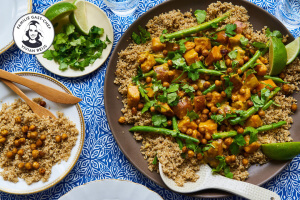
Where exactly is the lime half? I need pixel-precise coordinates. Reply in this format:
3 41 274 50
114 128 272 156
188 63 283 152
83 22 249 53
286 37 300 65
262 142 300 160
269 36 287 76
69 0 89 35
45 2 77 22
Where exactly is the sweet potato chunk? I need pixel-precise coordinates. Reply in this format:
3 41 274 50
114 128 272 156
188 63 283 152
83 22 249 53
256 79 277 91
172 97 193 119
244 73 259 90
198 119 218 134
194 37 211 52
193 95 206 112
216 31 228 45
230 74 243 92
210 91 224 105
145 83 155 98
153 63 169 83
203 139 223 168
205 45 223 66
245 115 263 128
185 41 196 51
178 116 198 132
255 59 268 76
152 37 166 52
127 85 140 108
229 34 243 47
140 53 156 73
184 49 199 66
234 21 246 34
157 102 174 117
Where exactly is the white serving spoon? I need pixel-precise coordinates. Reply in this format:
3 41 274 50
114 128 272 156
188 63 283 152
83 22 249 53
159 163 280 200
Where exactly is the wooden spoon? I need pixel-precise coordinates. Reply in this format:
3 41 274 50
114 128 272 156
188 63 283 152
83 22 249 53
1 79 56 119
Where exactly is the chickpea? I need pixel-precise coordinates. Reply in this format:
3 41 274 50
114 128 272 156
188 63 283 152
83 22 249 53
168 70 175 77
30 131 38 139
232 95 238 102
203 81 211 89
18 162 25 169
196 119 201 125
1 129 8 137
199 127 206 134
237 127 244 134
291 104 297 112
137 103 144 110
226 68 233 74
61 133 68 141
166 120 172 127
243 56 249 62
30 144 37 151
118 116 126 124
196 90 202 96
39 151 46 157
29 125 36 131
200 114 208 122
27 132 31 139
252 89 257 94
247 101 254 107
202 109 209 114
18 149 24 156
0 137 6 144
242 158 249 166
163 50 168 56
32 150 39 159
40 134 46 141
224 137 233 146
25 163 32 170
206 92 212 100
39 168 46 175
279 72 285 79
246 34 252 40
7 151 14 159
205 133 211 140
33 162 39 169
215 80 222 87
182 146 188 153
237 69 243 75
208 65 215 70
36 139 43 147
197 153 203 160
150 106 155 113
131 107 137 115
230 155 236 162
240 88 246 94
238 59 244 66
19 137 26 144
211 106 218 114
39 101 46 107
14 140 20 147
21 126 29 133
145 77 152 83
55 135 62 143
196 131 202 139
250 49 255 55
202 49 209 57
167 60 173 67
12 148 18 154
187 150 195 158
258 109 265 117
204 75 210 81
15 116 22 124
181 127 187 133
186 129 193 136
225 59 232 67
201 138 207 145
192 84 199 91
282 84 290 93
172 44 179 51
199 55 205 61
221 91 226 98
162 82 170 88
225 156 232 164
220 75 226 81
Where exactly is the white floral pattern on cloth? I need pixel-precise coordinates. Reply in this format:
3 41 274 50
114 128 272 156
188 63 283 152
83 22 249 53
0 0 299 199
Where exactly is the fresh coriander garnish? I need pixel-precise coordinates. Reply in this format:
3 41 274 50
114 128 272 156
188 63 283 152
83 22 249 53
131 25 151 44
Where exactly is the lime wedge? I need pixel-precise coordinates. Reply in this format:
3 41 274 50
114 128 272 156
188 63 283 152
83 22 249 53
69 0 89 35
286 37 300 65
261 142 300 160
269 36 287 76
45 2 77 22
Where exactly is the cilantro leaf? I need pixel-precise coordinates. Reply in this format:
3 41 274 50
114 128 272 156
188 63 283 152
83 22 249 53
266 28 282 39
230 134 246 155
185 139 198 151
228 49 238 59
244 127 259 144
252 42 267 49
138 25 151 43
152 114 168 127
152 155 158 165
240 36 249 46
106 35 112 44
142 100 155 113
176 138 184 150
132 32 141 44
167 84 179 93
229 142 240 155
43 50 54 60
160 29 168 43
65 24 75 35
167 92 179 106
225 24 237 37
181 84 195 93
214 60 227 72
187 110 199 121
211 114 225 125
212 156 233 178
194 10 206 24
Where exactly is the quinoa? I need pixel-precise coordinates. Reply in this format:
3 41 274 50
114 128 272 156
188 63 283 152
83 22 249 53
0 98 79 185
114 1 299 186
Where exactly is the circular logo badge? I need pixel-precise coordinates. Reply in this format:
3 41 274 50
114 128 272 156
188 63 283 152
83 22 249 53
13 13 54 55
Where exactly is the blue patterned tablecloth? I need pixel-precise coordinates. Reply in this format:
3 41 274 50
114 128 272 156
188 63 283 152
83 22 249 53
0 0 300 199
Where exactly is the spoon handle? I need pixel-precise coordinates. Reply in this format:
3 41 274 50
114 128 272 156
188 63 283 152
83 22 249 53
207 175 281 200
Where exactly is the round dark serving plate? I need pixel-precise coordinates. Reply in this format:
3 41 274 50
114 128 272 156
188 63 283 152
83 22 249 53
104 0 298 198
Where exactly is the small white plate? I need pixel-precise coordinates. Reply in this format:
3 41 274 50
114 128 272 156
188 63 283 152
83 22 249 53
0 0 32 54
0 72 85 194
36 1 114 78
59 179 163 200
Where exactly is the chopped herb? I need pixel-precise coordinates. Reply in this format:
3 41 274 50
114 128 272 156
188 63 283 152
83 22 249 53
132 25 151 44
244 127 258 144
265 28 282 39
194 10 207 24
167 83 180 93
230 134 246 155
224 76 234 98
211 113 237 125
216 103 221 108
225 24 237 37
212 156 233 178
141 100 155 113
231 60 239 69
152 155 158 165
106 35 112 43
152 114 168 127
160 29 168 43
202 143 215 152
187 110 199 121
252 42 267 49
228 49 238 59
176 138 184 150
132 32 141 44
181 84 195 93
240 36 249 46
167 92 179 106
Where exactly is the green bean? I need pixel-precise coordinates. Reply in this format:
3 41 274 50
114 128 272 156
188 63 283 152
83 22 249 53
256 121 287 132
264 75 288 84
268 87 281 100
143 70 156 77
262 100 274 111
212 131 237 139
155 58 167 64
197 69 224 76
240 50 261 72
163 11 231 40
229 106 259 125
129 126 199 143
172 116 179 132
202 84 216 95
